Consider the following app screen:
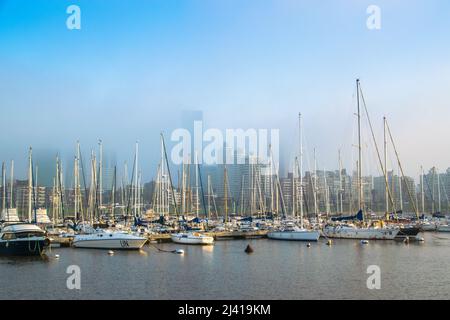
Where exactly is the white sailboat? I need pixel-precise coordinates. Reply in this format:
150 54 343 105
171 232 214 245
323 79 400 240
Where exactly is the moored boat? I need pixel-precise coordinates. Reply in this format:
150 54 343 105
268 223 320 241
171 232 214 245
0 223 50 256
323 223 399 240
72 230 147 249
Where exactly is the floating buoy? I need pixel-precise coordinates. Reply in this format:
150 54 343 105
307 243 311 248
108 250 114 255
326 240 332 246
175 249 184 254
361 240 369 245
54 254 60 259
416 236 425 242
245 244 254 254
404 237 409 244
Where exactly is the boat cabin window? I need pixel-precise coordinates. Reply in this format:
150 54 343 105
15 232 44 239
2 233 16 240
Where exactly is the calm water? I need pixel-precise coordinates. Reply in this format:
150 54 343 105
1 232 449 300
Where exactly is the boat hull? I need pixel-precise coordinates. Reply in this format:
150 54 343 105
170 235 214 245
437 225 450 232
0 238 48 256
398 226 420 236
267 230 320 241
72 238 147 249
324 227 399 240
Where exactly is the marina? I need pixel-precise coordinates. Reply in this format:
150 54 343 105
0 232 449 300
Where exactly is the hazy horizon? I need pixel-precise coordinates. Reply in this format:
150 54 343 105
1 0 450 183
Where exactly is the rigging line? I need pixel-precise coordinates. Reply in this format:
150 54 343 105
358 84 397 215
385 119 419 218
161 133 179 217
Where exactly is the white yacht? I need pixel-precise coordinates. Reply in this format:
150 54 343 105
420 220 437 231
171 232 214 245
323 223 399 240
73 230 147 249
268 222 320 241
436 224 450 232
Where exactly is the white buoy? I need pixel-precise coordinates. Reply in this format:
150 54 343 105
361 240 369 245
307 243 311 248
108 250 114 255
55 254 60 259
416 236 425 242
175 249 184 254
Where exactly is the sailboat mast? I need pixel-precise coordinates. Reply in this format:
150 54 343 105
384 116 389 214
356 79 363 214
195 152 199 217
313 148 318 216
338 149 343 214
421 166 425 213
2 162 5 215
437 169 441 213
9 160 14 211
298 113 304 226
99 139 103 213
28 147 33 222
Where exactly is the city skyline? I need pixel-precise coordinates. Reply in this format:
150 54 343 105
1 1 450 181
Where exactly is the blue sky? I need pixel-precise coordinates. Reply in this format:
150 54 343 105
1 0 450 182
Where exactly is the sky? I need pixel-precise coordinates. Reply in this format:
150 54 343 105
1 0 450 184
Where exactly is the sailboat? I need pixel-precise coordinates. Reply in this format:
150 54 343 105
1 161 20 223
323 79 399 240
268 113 320 241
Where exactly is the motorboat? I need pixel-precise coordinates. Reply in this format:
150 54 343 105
0 223 49 256
72 230 147 249
170 232 214 245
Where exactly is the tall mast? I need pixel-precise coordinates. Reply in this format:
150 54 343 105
195 152 199 217
437 169 441 213
99 139 103 212
384 116 388 214
421 166 425 214
292 161 295 217
338 149 343 214
28 147 33 222
207 174 211 219
224 165 228 222
2 162 5 215
298 113 304 225
9 160 14 211
134 141 139 216
356 79 363 213
313 148 318 216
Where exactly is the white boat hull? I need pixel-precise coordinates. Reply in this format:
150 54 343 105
324 227 399 240
171 234 214 245
268 230 320 241
420 223 437 231
73 233 147 249
437 225 450 232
